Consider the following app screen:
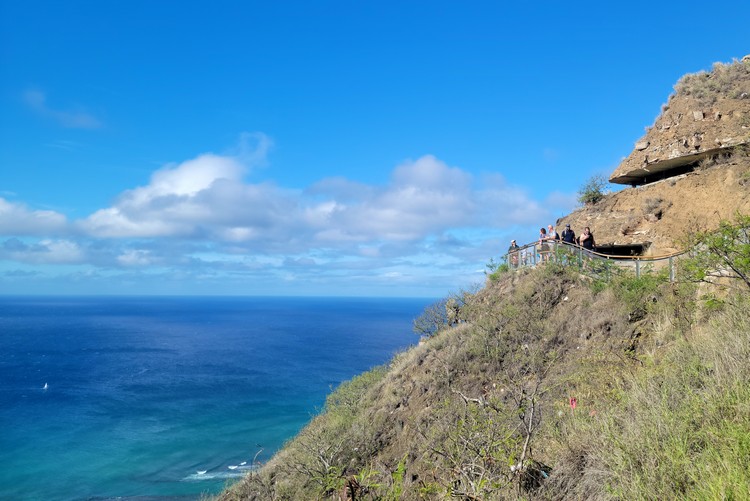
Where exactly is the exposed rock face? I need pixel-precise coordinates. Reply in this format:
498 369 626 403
562 58 750 256
610 58 750 186
558 56 750 256
559 159 750 256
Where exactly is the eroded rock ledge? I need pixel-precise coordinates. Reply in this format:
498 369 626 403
610 57 750 186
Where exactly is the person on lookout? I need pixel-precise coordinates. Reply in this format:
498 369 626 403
579 226 595 251
561 223 576 244
538 228 550 262
508 239 520 268
547 224 559 242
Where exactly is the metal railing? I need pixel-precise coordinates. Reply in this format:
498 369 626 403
504 240 685 281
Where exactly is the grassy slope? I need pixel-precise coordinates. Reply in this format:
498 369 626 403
217 262 750 500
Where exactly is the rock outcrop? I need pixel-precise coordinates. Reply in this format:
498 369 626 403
560 58 750 256
610 58 750 186
560 160 750 256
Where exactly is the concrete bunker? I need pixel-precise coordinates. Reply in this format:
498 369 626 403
609 145 744 186
595 243 649 258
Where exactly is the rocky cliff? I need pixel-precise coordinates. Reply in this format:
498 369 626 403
610 57 750 186
560 57 750 256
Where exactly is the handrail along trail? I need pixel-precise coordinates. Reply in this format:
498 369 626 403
504 240 686 281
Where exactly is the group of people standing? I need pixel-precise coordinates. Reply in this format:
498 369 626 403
507 223 595 267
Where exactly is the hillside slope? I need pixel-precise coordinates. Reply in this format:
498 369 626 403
218 266 633 499
219 263 750 500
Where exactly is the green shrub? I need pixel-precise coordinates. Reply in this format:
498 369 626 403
487 263 509 282
577 174 608 205
610 268 669 318
412 298 449 338
681 213 750 293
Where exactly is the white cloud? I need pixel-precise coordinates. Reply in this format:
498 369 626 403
2 142 558 295
117 249 156 267
544 191 578 214
0 198 68 235
146 154 245 197
79 135 287 240
475 173 548 226
325 155 476 241
82 207 190 238
23 89 102 129
40 240 85 263
80 154 249 237
76 150 550 255
0 238 84 264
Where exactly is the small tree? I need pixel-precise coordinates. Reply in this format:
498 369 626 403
413 299 449 338
682 214 750 291
577 174 608 205
414 291 472 338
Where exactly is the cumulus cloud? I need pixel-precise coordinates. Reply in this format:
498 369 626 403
0 238 84 264
80 153 250 237
475 173 547 225
0 198 68 235
24 89 102 129
311 156 476 243
80 134 288 240
75 150 552 256
3 142 563 294
117 249 158 267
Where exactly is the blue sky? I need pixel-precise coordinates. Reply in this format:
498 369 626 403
1 1 748 296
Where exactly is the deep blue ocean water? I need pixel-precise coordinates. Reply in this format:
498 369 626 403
0 296 432 501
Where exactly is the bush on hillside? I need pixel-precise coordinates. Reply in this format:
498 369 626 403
610 267 670 321
413 290 473 338
577 174 608 205
682 213 750 292
485 257 509 282
412 299 449 338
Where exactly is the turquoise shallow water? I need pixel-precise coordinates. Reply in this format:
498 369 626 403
0 296 431 500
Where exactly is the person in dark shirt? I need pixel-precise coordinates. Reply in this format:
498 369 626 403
561 224 576 244
507 240 520 268
579 226 595 251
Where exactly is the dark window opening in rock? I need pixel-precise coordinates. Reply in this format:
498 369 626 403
596 243 647 257
614 144 747 187
630 163 696 186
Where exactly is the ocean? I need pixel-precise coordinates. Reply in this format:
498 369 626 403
0 296 432 501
